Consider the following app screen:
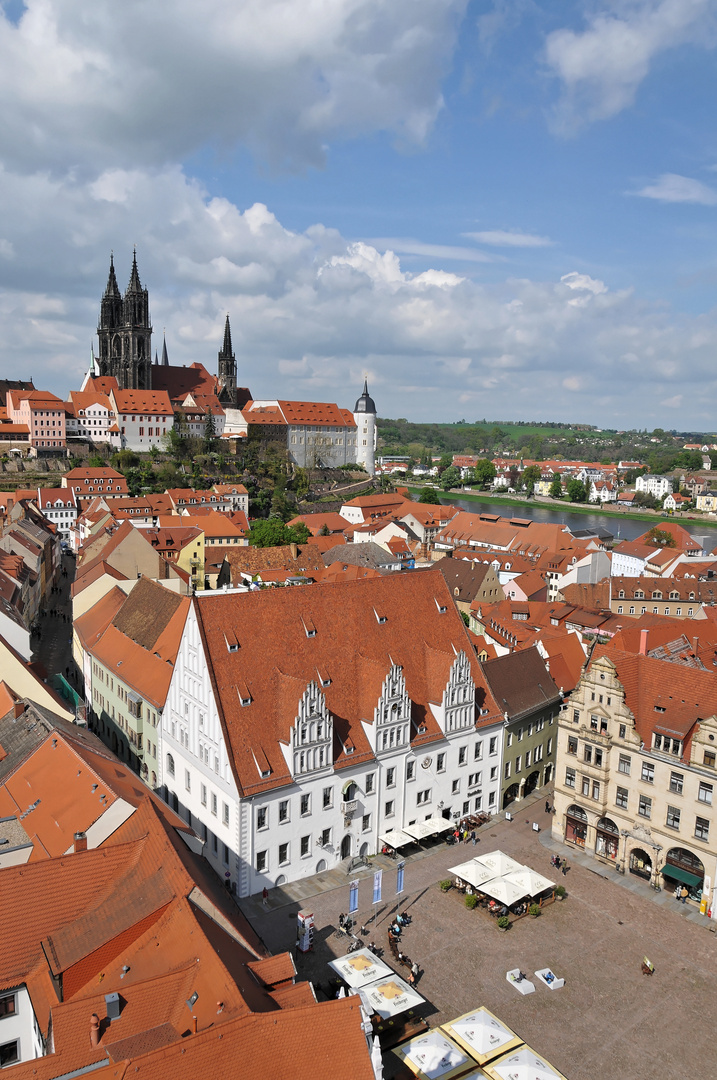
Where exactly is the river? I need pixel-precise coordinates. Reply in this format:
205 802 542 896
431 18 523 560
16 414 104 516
443 495 717 548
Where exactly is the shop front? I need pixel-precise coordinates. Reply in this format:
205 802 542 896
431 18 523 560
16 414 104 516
564 804 588 848
629 848 652 881
661 848 705 903
594 817 619 861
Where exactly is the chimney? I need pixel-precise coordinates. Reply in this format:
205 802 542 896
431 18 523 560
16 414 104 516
105 993 121 1022
289 542 298 560
89 1014 100 1048
12 702 24 719
193 1016 198 1034
74 831 87 853
639 628 649 655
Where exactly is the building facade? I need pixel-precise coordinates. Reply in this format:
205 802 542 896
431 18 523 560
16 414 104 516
96 252 153 391
552 650 717 913
159 575 505 897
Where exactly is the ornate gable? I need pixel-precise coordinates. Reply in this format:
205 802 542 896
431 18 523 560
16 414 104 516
442 651 476 734
291 680 333 776
374 663 411 753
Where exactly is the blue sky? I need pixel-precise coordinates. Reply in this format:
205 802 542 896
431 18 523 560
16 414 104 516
0 0 716 428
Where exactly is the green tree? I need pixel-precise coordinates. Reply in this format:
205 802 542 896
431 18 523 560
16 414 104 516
549 474 563 499
521 464 541 496
418 485 441 504
644 526 676 548
473 458 496 488
437 453 453 474
249 518 311 547
440 466 461 491
566 478 587 503
203 409 217 453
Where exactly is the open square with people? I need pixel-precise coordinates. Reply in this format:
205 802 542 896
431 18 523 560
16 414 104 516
240 788 717 1080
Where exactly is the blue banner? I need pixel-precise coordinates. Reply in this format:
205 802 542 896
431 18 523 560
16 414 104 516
349 879 359 914
372 869 383 905
396 860 405 896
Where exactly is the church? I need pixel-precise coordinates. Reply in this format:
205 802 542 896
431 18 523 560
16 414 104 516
87 252 376 472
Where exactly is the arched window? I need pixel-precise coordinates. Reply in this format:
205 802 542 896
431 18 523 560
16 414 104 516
595 816 619 860
166 753 175 777
565 803 588 847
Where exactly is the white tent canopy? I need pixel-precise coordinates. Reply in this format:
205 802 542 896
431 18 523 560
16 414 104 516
379 828 416 848
393 1030 472 1080
504 868 555 897
478 877 527 906
474 850 523 878
328 949 394 988
421 815 455 834
447 860 499 889
485 1045 567 1080
403 820 450 841
357 971 424 1019
441 1006 522 1064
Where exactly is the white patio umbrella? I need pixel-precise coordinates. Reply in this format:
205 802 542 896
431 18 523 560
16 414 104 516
393 1029 471 1080
485 1045 567 1080
421 815 455 833
504 868 555 896
441 1006 522 1064
473 850 522 877
447 860 498 889
478 876 527 906
371 1036 384 1080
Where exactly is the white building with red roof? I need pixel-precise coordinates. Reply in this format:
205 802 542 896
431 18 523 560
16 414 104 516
160 573 504 896
109 388 174 451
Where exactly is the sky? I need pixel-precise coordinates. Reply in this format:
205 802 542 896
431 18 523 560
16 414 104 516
0 0 716 430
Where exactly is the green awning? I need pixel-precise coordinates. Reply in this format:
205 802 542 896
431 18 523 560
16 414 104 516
661 864 702 888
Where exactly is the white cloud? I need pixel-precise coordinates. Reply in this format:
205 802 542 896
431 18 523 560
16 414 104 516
545 0 717 132
371 238 491 262
0 0 468 174
0 164 715 427
633 172 717 205
464 229 552 247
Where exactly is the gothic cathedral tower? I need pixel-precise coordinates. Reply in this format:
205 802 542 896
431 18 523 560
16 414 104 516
217 315 237 405
97 251 153 390
353 378 376 475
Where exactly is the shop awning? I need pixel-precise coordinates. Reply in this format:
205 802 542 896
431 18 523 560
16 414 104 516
379 829 415 849
661 864 702 888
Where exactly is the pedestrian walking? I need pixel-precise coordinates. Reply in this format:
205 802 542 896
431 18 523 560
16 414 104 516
555 855 561 870
545 800 551 814
561 862 568 876
262 886 269 909
471 830 476 846
680 886 688 904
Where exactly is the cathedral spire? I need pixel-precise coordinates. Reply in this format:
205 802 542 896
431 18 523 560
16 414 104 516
220 314 233 359
161 332 169 366
104 252 121 299
126 246 143 293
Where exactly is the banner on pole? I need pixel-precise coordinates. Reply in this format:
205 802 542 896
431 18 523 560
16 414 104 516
372 869 383 905
349 879 359 914
396 860 405 896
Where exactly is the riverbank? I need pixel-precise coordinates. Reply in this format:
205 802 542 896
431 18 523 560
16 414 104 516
406 486 700 527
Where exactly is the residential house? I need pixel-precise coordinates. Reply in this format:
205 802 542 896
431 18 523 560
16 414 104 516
6 389 67 452
610 577 714 619
696 491 717 513
664 493 691 511
159 574 505 896
109 388 174 451
322 541 403 573
635 474 672 499
552 649 717 912
480 647 562 810
65 390 120 448
35 488 77 543
432 556 504 615
78 577 190 780
62 466 129 500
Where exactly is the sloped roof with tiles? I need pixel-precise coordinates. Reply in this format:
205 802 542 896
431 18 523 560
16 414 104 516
194 574 502 797
589 649 717 753
481 646 561 720
111 389 174 415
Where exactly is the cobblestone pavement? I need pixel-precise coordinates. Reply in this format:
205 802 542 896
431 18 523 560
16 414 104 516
31 554 76 682
239 787 717 1080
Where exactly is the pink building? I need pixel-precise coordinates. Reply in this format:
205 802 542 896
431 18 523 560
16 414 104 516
6 389 67 450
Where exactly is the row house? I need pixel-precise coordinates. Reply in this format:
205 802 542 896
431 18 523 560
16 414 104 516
109 388 174 451
553 650 717 914
35 488 77 543
610 576 716 619
159 573 505 897
480 647 562 811
77 577 190 780
6 389 66 452
65 390 121 448
62 466 129 500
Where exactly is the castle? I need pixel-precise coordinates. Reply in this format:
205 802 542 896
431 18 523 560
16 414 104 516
91 252 376 472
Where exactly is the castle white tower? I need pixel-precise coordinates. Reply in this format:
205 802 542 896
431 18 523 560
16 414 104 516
353 378 376 476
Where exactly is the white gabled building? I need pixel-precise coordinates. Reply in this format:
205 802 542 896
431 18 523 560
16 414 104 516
159 574 505 897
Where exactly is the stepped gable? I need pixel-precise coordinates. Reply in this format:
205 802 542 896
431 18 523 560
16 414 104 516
194 574 501 797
